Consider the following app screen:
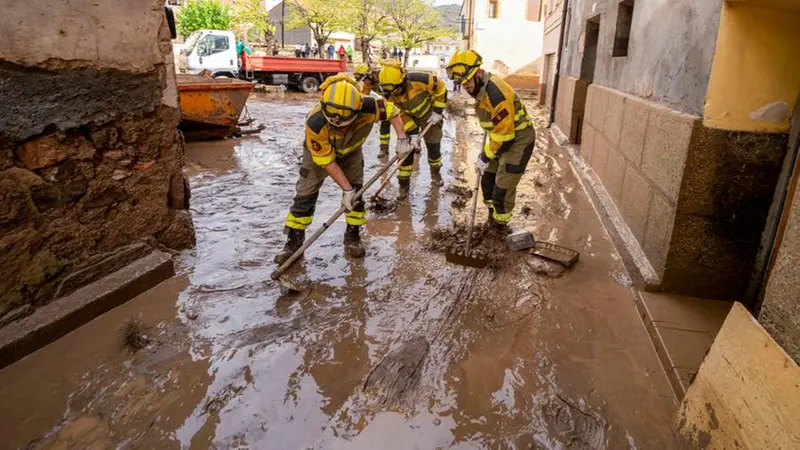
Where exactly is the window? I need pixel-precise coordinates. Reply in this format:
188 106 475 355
526 0 542 21
488 0 499 19
198 35 230 57
613 0 634 57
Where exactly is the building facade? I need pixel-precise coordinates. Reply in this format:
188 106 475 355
460 0 545 89
552 0 800 361
538 0 564 107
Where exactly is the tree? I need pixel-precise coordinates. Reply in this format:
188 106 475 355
176 0 233 38
233 0 276 43
344 0 391 66
384 0 454 67
286 0 350 57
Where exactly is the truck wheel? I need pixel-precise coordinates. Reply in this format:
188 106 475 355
299 76 320 93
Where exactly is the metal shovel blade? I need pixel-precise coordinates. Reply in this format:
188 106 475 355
445 250 487 268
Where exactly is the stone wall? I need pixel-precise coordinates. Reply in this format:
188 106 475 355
0 0 195 326
553 76 590 144
582 83 788 301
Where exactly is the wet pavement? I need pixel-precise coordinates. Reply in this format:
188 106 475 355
0 93 678 449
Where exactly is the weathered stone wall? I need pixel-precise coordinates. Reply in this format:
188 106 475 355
0 0 194 325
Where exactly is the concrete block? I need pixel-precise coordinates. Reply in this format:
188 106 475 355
641 107 696 203
585 85 596 127
0 249 174 369
603 89 625 148
591 85 609 136
620 167 653 244
591 135 610 180
619 95 651 167
643 191 676 276
603 148 627 206
581 124 596 165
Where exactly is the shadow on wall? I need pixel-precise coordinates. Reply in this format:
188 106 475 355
492 58 542 90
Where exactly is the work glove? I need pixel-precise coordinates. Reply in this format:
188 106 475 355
410 134 421 153
428 111 443 126
341 188 357 211
475 154 489 175
396 137 411 160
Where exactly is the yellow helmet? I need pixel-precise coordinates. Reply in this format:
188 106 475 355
354 64 373 82
319 74 363 127
378 60 406 95
446 50 482 85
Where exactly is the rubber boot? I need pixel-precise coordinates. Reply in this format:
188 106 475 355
430 166 444 187
378 144 389 158
274 228 305 264
397 177 411 201
489 217 512 236
343 224 366 258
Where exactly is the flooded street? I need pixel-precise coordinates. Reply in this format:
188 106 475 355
0 93 678 449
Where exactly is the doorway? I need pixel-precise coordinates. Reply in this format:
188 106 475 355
581 16 601 82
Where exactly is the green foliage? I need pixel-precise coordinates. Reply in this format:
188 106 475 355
233 0 276 42
286 0 351 48
384 0 455 65
177 0 233 37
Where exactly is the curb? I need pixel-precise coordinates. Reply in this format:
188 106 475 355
0 250 175 370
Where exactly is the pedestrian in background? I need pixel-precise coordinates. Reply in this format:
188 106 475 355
311 42 319 58
346 45 354 63
327 44 335 59
272 42 279 56
392 48 398 58
338 44 346 60
294 44 302 58
304 43 311 58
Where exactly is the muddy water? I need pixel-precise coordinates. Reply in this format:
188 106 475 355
0 94 677 449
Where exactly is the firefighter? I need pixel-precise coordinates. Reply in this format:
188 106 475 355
354 63 391 158
378 60 448 197
445 50 535 233
274 75 410 264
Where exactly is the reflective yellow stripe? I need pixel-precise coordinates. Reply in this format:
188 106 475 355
515 120 532 131
484 200 494 209
398 164 414 177
479 121 493 128
433 101 446 109
493 211 513 223
385 101 396 119
345 210 367 226
336 136 368 157
514 109 527 120
285 212 313 230
428 156 442 167
410 96 433 117
489 131 515 143
380 133 390 144
312 152 336 166
403 121 417 132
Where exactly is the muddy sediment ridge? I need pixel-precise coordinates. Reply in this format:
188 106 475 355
426 221 511 269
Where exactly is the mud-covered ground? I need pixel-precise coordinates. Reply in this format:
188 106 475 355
0 92 678 449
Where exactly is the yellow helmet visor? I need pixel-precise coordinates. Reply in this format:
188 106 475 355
446 62 479 85
321 102 358 127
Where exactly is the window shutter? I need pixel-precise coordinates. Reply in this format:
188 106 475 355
527 0 542 21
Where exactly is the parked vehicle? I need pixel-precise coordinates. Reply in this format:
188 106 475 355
177 30 346 93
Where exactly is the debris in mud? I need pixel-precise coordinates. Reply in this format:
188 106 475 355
524 257 566 278
520 205 534 216
364 336 429 406
366 198 397 213
451 197 467 209
120 318 150 351
542 393 608 449
426 222 510 269
446 184 472 199
203 383 245 415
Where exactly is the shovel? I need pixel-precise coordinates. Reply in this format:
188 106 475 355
370 122 435 208
270 153 403 290
446 134 488 269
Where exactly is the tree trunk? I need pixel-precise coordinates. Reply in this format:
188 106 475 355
361 37 372 66
403 48 411 68
316 37 327 59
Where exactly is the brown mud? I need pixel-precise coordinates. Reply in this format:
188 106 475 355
0 94 679 449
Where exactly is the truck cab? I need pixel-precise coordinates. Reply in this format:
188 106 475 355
178 30 239 77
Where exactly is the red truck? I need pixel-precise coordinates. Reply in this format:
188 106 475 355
177 30 346 93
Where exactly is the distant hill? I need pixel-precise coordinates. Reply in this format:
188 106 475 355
435 4 461 34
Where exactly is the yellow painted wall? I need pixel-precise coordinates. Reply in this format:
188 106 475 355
703 3 800 133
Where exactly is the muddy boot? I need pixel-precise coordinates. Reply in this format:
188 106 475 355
397 178 411 201
274 228 305 264
489 218 512 236
430 166 444 187
378 144 389 158
343 225 366 258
